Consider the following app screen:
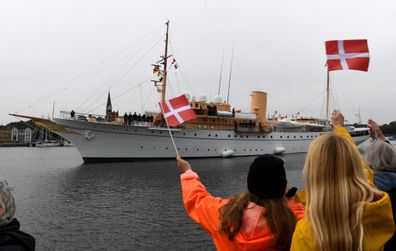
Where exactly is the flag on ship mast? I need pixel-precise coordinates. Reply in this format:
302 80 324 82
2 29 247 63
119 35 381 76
159 94 196 127
325 39 370 71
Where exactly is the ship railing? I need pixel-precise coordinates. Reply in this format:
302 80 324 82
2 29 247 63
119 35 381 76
59 111 105 121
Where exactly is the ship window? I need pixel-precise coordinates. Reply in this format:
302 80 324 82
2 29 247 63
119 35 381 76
244 149 246 151
194 133 197 136
183 133 186 135
294 136 296 138
249 149 252 151
215 134 218 137
270 136 273 138
208 134 211 137
234 149 237 151
177 148 180 150
165 147 168 150
151 131 154 133
159 132 162 134
287 136 289 138
240 135 243 138
234 135 237 138
196 149 199 151
228 135 231 138
246 136 249 138
280 136 283 139
261 149 263 151
208 149 210 151
255 149 258 151
185 148 188 151
140 146 143 149
300 136 303 138
263 136 265 138
257 136 260 138
307 136 309 138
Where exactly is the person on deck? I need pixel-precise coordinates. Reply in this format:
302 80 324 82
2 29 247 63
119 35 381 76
123 113 128 125
128 113 132 125
177 154 304 251
291 110 394 251
0 178 35 251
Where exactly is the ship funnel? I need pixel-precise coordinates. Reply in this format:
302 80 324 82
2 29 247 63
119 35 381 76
250 91 267 124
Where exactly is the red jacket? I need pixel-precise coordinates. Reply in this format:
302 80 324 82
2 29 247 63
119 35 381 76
181 170 305 251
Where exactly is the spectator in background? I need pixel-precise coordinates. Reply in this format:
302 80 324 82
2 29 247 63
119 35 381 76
123 113 128 125
0 178 35 250
366 119 396 251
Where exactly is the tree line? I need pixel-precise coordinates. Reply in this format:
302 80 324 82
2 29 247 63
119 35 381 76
380 121 396 135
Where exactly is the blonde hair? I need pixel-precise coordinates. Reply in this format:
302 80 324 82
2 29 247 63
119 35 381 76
219 192 297 250
304 134 382 251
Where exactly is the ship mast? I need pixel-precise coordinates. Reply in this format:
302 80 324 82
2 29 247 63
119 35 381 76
325 70 330 124
161 21 170 103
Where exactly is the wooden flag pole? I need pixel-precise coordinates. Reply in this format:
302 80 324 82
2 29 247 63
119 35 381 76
159 102 180 156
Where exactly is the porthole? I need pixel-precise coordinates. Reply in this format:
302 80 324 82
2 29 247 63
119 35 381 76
270 136 273 138
208 134 211 137
240 135 243 138
294 136 296 138
177 148 180 150
183 133 186 135
228 135 231 138
208 149 210 151
140 146 143 149
151 131 154 133
185 148 188 151
165 147 168 150
194 133 197 136
280 136 283 139
215 134 218 137
287 136 289 138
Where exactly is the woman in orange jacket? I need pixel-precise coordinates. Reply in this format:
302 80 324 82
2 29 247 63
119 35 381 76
177 154 304 251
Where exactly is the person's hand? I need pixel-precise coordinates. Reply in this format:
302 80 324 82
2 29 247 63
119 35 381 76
331 109 344 128
176 155 192 174
368 119 385 141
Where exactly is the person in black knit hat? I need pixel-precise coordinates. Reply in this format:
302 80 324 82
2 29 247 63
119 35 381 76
177 154 304 251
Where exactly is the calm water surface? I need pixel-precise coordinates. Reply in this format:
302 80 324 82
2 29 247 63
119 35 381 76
0 147 306 250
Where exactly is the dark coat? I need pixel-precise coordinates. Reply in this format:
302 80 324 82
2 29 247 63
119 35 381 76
0 218 35 251
374 172 396 251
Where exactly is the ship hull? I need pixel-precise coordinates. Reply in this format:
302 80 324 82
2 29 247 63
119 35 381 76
54 119 337 163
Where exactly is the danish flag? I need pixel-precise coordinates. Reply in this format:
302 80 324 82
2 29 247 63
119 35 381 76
160 94 196 127
325 39 370 71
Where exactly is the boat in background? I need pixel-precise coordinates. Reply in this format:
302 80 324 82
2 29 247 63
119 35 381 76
10 21 370 162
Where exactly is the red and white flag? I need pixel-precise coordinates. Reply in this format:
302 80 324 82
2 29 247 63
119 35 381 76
325 39 370 71
159 94 196 127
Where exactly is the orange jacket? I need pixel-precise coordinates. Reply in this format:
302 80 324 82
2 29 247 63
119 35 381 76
181 170 305 251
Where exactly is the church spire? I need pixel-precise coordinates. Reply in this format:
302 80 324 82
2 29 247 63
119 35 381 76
106 91 112 113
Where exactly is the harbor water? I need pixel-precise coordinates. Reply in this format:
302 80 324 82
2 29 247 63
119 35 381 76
0 146 340 250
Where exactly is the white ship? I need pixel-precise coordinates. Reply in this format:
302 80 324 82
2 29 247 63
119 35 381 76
11 21 370 162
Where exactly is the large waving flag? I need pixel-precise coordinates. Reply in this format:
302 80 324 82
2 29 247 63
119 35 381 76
159 94 196 127
325 39 369 71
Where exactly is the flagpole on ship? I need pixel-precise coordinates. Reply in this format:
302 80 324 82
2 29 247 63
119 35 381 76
159 20 180 156
325 70 330 125
161 20 170 104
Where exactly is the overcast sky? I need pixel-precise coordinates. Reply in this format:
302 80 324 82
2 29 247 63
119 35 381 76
1 0 395 125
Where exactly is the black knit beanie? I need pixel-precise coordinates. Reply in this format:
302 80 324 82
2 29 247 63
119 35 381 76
247 154 287 199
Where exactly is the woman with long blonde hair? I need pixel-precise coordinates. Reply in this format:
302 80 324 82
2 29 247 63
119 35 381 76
291 110 394 251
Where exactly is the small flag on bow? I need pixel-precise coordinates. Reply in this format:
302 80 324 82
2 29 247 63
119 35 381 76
325 39 369 71
159 94 196 127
